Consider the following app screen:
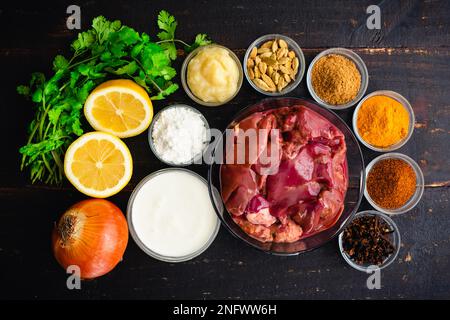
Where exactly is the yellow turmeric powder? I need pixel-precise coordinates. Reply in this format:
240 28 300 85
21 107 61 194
357 95 409 148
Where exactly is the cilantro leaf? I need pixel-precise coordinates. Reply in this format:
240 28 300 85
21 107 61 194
157 10 177 41
69 71 80 87
30 72 45 88
194 34 212 46
155 10 211 58
53 55 69 71
71 30 96 52
112 61 138 75
186 34 213 53
151 83 178 100
17 85 30 96
159 42 177 60
31 88 43 103
92 16 122 44
77 80 96 102
131 43 144 58
132 76 150 91
157 10 179 60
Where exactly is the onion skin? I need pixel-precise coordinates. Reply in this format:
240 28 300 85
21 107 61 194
52 199 128 280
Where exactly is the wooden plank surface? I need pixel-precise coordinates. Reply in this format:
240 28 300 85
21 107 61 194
0 0 449 299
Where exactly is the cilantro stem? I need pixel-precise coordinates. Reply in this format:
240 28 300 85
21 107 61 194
147 77 163 93
21 112 42 169
38 98 47 140
68 54 101 70
27 123 39 144
68 52 81 65
51 150 63 176
132 58 164 93
41 154 53 177
59 81 70 92
156 39 190 47
43 121 52 138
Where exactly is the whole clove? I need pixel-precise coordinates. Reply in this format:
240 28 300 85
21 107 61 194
342 215 396 266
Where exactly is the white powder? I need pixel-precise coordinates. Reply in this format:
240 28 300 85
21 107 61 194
151 106 207 164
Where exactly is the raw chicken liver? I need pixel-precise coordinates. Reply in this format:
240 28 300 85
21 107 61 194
221 105 348 243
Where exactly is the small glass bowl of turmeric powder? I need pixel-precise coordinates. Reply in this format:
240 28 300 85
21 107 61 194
353 90 415 152
364 153 424 215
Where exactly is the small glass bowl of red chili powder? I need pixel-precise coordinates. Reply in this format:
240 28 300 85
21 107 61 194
364 153 424 215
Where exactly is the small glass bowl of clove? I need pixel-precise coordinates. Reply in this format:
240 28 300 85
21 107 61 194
338 210 401 272
243 34 305 96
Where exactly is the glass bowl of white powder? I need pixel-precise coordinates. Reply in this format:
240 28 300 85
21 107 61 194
149 104 210 166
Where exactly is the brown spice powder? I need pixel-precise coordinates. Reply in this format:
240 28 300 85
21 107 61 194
311 54 361 105
367 158 417 209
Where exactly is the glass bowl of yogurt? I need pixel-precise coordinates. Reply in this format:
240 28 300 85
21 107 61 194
181 44 243 107
127 168 221 263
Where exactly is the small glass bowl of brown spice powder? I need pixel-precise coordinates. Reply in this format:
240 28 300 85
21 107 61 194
307 48 368 109
339 210 401 272
365 153 424 215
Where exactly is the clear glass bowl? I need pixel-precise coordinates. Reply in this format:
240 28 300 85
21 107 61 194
181 44 243 107
307 48 369 110
127 168 221 263
148 104 210 166
364 153 424 215
338 210 401 272
243 34 305 96
207 97 365 255
352 90 415 152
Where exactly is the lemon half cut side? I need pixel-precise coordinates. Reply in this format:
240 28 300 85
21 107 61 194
64 132 133 198
84 79 153 138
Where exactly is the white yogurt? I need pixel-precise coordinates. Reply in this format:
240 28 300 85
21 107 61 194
130 169 218 259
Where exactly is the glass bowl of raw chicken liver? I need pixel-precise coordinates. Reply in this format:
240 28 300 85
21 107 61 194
208 97 365 255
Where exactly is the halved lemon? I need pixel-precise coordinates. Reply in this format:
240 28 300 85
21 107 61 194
64 132 133 198
84 79 153 138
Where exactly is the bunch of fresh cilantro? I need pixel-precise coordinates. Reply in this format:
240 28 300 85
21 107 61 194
17 11 211 185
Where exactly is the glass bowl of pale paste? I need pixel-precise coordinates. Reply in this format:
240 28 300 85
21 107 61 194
181 44 243 107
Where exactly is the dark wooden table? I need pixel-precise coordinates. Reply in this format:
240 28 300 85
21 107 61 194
1 0 449 300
